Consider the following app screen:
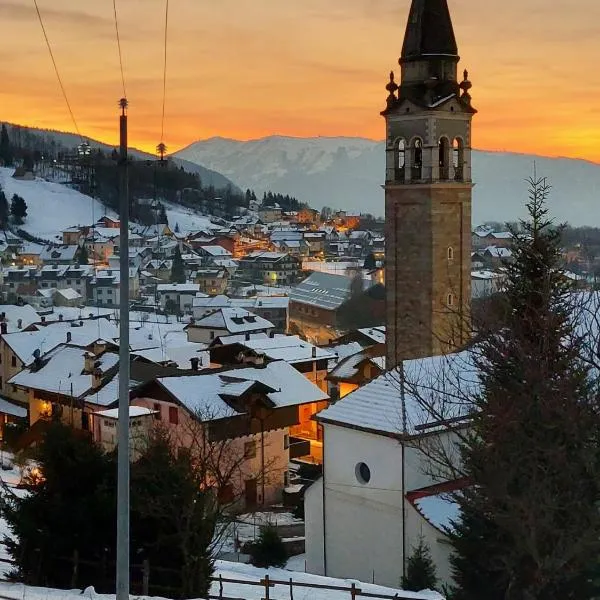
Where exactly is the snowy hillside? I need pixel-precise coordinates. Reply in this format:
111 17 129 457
0 167 116 241
175 136 600 226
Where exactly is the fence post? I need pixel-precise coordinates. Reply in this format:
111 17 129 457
71 549 79 589
142 559 150 596
289 577 294 600
263 574 270 600
219 574 224 600
350 582 357 600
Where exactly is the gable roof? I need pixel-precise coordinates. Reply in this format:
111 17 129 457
192 308 274 334
290 272 354 311
317 351 477 437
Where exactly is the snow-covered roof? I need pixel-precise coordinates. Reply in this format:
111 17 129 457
411 493 460 533
95 406 157 419
241 335 336 364
484 246 512 258
2 318 119 365
328 349 385 381
318 351 477 436
471 270 503 280
357 326 386 344
41 245 78 262
244 251 289 260
192 308 274 334
10 346 119 397
290 272 354 310
0 304 41 333
198 245 232 257
133 344 210 369
0 396 27 418
55 288 82 301
192 295 288 311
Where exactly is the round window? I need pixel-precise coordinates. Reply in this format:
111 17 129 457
355 462 371 485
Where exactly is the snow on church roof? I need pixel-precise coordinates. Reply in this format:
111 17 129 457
317 351 478 436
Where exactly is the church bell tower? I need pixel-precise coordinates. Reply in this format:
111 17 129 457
383 0 476 368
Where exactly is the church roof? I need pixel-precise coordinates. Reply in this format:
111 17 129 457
401 0 458 62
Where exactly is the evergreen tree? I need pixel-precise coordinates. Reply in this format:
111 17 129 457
451 177 600 600
0 422 117 588
10 194 27 224
77 244 89 265
170 245 186 284
174 222 180 233
249 525 288 568
402 537 438 592
0 124 13 167
0 186 9 229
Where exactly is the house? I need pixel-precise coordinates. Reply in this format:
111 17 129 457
62 227 84 246
54 288 83 307
156 283 205 313
326 344 386 400
471 270 505 299
9 343 122 428
195 245 233 265
40 245 79 266
483 246 513 267
303 232 326 255
17 243 44 267
258 205 282 223
96 216 120 229
238 252 301 285
276 239 310 258
192 295 289 334
131 360 329 508
192 268 229 295
93 406 158 459
472 229 513 250
186 308 274 344
305 352 475 588
330 326 386 348
289 271 380 331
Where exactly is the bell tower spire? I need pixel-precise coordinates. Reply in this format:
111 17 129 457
383 0 476 368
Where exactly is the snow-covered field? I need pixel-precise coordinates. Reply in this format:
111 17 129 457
0 168 116 241
0 561 442 600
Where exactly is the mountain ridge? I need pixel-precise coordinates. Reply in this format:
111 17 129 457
174 136 600 226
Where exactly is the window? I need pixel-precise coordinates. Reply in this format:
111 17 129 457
244 440 257 459
210 331 215 340
395 138 406 181
154 403 162 420
106 299 113 305
11 385 17 394
11 356 17 367
355 462 371 485
447 293 455 307
438 137 450 180
169 406 179 425
66 280 72 286
0 377 2 389
447 247 454 260
453 137 465 180
107 289 113 295
284 434 290 450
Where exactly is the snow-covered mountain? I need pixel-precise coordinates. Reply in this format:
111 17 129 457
175 136 600 226
4 124 239 192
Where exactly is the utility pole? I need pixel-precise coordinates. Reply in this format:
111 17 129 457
116 97 130 600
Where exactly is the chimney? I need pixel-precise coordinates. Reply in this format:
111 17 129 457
17 319 22 329
92 368 102 389
269 330 275 338
245 332 250 341
190 357 200 371
58 314 63 322
0 323 7 336
0 312 5 321
41 316 46 324
79 320 84 327
66 331 72 344
312 346 317 359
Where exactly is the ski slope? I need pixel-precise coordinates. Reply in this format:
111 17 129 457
0 168 115 242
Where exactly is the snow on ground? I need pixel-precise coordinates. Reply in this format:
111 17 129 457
0 168 116 241
163 201 218 234
0 561 443 600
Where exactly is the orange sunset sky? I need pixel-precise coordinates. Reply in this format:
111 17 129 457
0 0 599 161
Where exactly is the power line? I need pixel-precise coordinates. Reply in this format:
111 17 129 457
32 0 82 141
112 0 127 98
160 0 170 144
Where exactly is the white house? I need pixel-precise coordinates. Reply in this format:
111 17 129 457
156 283 206 313
305 351 477 589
